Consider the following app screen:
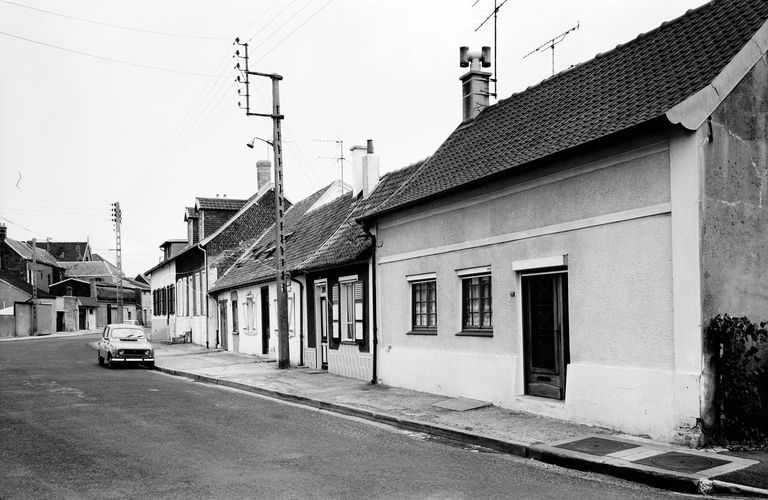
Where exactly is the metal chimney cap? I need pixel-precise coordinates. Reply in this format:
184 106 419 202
366 140 374 154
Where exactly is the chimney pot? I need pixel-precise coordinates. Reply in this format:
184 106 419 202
366 139 374 154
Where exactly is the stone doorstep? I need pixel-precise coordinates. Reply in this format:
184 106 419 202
542 435 758 480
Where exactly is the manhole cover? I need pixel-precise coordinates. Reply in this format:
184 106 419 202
635 451 730 473
556 437 640 456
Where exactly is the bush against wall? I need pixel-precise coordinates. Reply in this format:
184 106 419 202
707 315 768 446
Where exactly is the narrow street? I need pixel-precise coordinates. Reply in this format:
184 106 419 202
0 336 694 499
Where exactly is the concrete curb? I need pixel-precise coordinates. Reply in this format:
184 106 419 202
155 365 768 498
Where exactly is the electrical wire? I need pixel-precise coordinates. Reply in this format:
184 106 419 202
0 215 47 238
247 0 301 42
0 0 230 40
0 30 228 77
252 0 332 65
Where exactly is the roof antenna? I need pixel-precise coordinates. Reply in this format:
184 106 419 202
524 22 580 76
474 0 509 99
314 138 346 194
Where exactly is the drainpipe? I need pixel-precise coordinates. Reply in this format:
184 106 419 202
362 223 378 385
289 275 304 366
199 243 212 350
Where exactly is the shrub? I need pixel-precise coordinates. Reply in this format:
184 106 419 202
707 314 768 446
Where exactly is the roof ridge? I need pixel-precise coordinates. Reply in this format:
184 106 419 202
295 201 359 271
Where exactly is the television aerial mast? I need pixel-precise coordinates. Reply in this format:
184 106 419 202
524 22 580 76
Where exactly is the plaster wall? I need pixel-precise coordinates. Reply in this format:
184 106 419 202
218 281 303 366
149 262 175 341
701 54 768 320
0 283 30 309
375 136 685 439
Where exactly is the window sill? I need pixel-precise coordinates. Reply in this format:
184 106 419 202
456 329 493 337
340 340 358 345
407 329 438 336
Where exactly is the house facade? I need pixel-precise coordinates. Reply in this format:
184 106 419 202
360 0 768 442
147 168 278 346
0 227 63 293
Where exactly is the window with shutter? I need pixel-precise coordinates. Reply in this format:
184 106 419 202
331 284 339 339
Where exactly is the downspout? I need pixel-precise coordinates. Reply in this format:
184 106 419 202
362 222 378 385
289 275 304 366
198 243 212 350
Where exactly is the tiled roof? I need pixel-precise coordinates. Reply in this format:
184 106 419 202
209 185 350 292
60 260 118 279
5 239 60 267
301 162 424 272
367 0 768 217
0 268 55 299
33 241 90 261
185 206 198 219
196 197 248 211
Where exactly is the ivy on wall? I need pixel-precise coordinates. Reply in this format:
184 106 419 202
707 315 768 447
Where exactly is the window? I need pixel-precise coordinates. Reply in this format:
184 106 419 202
337 277 363 343
461 275 492 332
185 277 190 316
412 280 437 330
191 274 198 316
168 285 175 315
231 291 239 332
246 296 254 333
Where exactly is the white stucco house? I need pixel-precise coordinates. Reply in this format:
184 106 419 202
358 0 768 443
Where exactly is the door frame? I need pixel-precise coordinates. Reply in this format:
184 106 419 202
260 286 270 355
218 300 228 350
519 269 569 400
313 279 329 370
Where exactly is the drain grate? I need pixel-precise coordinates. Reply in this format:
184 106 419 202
634 451 730 473
556 437 641 456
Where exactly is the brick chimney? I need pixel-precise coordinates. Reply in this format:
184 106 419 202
459 46 492 122
257 160 272 191
349 145 367 197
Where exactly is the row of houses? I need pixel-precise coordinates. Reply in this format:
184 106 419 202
147 0 768 444
0 228 151 336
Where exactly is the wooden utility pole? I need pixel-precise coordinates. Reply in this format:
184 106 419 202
235 39 290 368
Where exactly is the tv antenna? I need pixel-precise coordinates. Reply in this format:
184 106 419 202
314 138 346 193
474 0 509 98
524 22 580 76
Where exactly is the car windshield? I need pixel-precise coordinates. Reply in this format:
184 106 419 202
111 328 144 339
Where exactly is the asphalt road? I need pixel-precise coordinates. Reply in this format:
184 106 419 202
0 336 697 499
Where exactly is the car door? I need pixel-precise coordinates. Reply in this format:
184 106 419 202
99 326 110 356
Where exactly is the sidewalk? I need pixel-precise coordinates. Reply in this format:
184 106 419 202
0 328 100 341
147 342 767 496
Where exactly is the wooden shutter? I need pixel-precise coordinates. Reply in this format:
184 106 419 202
354 280 364 341
331 284 340 339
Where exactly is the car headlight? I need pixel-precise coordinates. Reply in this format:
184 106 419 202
144 350 151 356
117 349 124 356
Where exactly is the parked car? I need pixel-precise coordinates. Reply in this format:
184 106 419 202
97 323 154 368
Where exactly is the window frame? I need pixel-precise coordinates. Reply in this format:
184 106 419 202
458 272 493 336
410 279 437 334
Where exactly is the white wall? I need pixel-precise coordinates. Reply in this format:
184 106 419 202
373 133 698 440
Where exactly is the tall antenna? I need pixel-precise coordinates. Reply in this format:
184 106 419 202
474 0 509 98
524 22 580 76
314 138 346 193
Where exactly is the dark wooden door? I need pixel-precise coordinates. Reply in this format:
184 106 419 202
260 286 270 355
522 272 569 400
219 301 228 350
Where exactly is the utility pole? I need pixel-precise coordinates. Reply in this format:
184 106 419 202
31 238 37 335
111 202 123 323
235 38 290 368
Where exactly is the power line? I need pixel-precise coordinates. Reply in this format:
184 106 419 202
0 215 47 238
247 0 302 42
0 0 230 40
0 30 228 77
252 0 333 65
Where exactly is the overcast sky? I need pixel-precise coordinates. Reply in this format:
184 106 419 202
0 0 709 277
